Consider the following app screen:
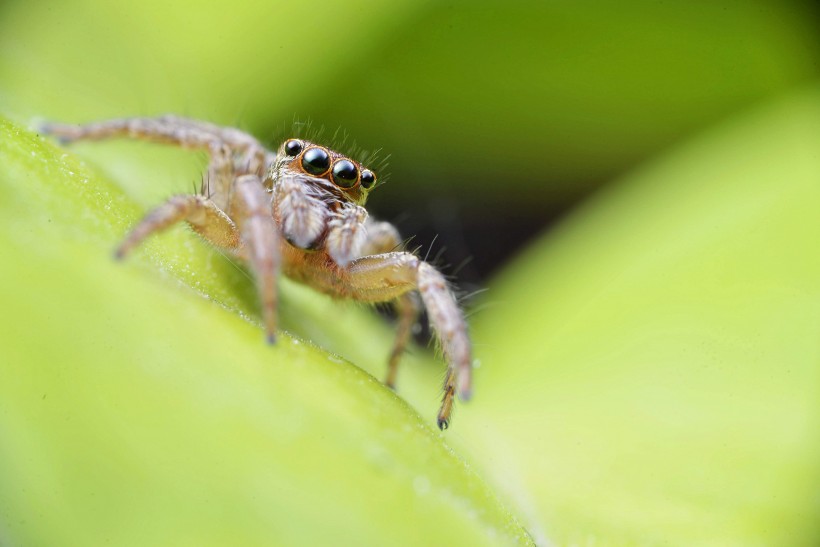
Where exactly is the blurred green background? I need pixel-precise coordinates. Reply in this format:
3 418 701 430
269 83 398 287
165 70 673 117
1 0 819 545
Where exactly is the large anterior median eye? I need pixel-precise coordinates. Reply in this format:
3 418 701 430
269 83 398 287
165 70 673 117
284 139 303 156
360 169 376 189
332 159 358 188
301 147 331 175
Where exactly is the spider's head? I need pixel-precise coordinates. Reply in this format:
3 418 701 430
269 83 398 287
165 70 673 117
273 138 377 205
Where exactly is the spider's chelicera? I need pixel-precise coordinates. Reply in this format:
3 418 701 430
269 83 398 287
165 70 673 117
39 115 472 430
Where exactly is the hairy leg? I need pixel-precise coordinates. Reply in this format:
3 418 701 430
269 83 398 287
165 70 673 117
115 194 240 259
40 116 272 210
385 292 422 390
360 219 403 256
231 175 281 344
39 115 261 151
359 219 421 390
115 175 279 344
343 252 472 429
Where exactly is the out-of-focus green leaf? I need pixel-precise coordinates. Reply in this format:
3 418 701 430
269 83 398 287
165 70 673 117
436 86 820 545
0 0 817 210
0 0 424 124
309 1 820 208
0 118 532 546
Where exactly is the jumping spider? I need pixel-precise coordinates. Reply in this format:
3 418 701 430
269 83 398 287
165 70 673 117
40 116 472 429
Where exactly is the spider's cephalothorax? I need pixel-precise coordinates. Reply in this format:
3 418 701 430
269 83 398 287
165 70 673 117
267 138 378 267
39 116 473 430
275 138 377 205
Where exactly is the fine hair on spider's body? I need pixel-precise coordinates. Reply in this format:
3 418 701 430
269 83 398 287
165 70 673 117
40 115 473 430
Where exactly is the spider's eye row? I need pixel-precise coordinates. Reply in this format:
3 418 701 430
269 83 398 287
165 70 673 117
360 169 376 189
332 159 358 188
284 139 303 157
301 147 331 175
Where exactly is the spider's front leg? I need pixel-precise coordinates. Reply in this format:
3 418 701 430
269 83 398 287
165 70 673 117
344 252 472 429
358 220 421 391
231 174 281 344
114 174 280 343
114 194 240 259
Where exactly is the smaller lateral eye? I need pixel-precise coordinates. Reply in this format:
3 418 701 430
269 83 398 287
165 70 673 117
284 139 303 157
360 169 376 189
301 147 331 175
332 159 358 188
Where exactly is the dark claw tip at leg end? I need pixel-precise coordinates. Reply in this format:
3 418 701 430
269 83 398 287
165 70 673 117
266 332 277 345
36 124 69 144
437 418 449 431
459 388 473 402
112 248 126 261
50 134 71 145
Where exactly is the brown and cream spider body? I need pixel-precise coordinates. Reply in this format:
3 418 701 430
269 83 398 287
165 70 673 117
40 115 472 429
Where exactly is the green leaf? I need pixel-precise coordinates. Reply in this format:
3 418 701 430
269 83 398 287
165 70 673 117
0 118 532 546
449 86 820 545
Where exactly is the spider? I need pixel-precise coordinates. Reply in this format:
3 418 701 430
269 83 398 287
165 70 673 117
40 115 472 430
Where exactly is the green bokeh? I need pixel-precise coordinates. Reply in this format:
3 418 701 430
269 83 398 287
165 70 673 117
454 87 820 545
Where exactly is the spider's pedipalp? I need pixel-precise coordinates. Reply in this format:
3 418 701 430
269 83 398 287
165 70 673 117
326 203 368 267
273 173 328 250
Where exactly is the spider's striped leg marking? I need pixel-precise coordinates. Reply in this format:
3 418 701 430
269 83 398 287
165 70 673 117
345 253 472 430
233 174 281 344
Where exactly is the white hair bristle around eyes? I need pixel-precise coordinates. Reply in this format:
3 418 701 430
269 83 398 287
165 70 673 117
266 117 390 188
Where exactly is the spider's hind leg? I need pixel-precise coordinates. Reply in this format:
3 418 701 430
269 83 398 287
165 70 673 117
385 292 422 390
